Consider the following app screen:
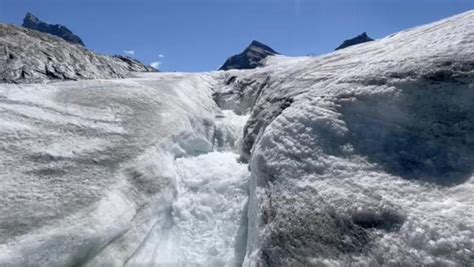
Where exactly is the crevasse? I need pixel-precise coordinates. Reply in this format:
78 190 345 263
126 110 250 266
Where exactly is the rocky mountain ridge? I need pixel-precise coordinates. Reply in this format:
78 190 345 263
22 12 85 46
335 32 374 50
0 24 155 84
219 40 279 71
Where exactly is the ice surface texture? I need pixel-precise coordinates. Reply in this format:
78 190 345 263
0 73 221 265
215 11 474 266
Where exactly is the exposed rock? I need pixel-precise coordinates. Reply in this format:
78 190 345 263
219 40 278 71
335 32 374 50
113 55 157 72
0 24 154 84
22 12 85 46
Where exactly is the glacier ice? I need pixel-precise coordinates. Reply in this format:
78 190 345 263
219 11 474 266
0 10 473 267
0 73 225 266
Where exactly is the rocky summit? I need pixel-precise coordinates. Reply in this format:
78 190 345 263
335 32 374 50
22 12 85 46
0 24 155 84
219 40 278 71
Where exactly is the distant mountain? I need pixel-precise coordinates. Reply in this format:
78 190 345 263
0 24 155 84
335 32 374 50
22 12 85 46
219 40 278 71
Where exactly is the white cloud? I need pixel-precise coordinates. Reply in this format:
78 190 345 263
150 61 161 69
158 54 165 58
123 50 135 56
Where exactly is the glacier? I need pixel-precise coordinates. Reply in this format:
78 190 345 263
0 10 473 267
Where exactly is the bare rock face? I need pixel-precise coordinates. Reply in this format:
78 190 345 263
0 24 155 84
113 55 157 72
335 32 374 50
22 12 85 46
219 40 278 71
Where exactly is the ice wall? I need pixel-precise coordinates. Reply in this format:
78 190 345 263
0 73 221 266
213 11 474 266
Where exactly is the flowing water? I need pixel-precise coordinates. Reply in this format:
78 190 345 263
127 110 250 266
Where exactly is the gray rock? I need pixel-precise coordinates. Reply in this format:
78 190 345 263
335 32 374 50
0 24 155 84
219 40 278 71
113 55 157 72
22 12 85 46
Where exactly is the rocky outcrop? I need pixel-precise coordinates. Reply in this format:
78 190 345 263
22 12 85 46
219 40 278 71
0 24 155 84
335 32 374 50
113 55 156 72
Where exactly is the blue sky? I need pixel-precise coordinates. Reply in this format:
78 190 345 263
1 0 472 72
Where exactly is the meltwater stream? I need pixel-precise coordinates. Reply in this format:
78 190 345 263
127 110 250 266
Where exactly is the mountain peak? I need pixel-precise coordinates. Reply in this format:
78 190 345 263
219 40 278 71
22 12 85 46
24 12 39 22
250 40 263 46
248 40 278 54
335 32 374 50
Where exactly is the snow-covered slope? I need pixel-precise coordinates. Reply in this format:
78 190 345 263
214 10 474 266
0 10 473 267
